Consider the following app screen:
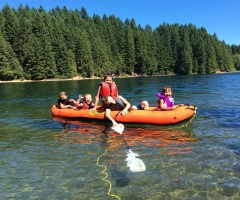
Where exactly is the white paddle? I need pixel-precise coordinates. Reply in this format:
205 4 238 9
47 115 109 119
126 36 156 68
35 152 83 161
111 123 124 134
111 124 146 172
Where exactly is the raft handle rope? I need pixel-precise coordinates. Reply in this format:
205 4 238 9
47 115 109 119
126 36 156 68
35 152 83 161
166 105 198 129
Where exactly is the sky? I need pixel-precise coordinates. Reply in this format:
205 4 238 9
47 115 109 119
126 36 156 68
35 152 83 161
1 0 239 45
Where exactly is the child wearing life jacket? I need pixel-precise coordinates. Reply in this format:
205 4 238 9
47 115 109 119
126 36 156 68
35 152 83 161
76 94 95 109
155 86 182 111
58 91 77 109
102 96 131 126
92 73 119 110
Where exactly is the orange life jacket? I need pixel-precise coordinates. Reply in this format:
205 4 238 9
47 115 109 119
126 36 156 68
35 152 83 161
82 101 94 109
99 82 118 99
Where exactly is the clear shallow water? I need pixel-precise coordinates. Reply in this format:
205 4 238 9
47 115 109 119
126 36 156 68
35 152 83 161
1 73 240 199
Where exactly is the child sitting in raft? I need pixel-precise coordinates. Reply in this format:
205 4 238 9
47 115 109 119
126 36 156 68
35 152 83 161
102 96 131 126
92 73 119 110
58 91 78 109
155 86 183 111
76 93 95 109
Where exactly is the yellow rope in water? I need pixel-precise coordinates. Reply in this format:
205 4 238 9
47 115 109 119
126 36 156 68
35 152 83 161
165 106 198 130
96 146 121 200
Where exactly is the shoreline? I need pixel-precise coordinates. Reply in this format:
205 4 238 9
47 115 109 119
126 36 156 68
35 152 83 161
0 77 100 83
0 74 138 83
1 71 238 83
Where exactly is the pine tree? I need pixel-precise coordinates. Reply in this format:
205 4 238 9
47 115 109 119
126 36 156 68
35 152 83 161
134 30 147 75
14 4 33 67
205 38 218 73
145 24 158 75
154 24 173 75
233 54 240 70
124 25 135 74
177 27 193 74
0 35 23 80
221 42 234 72
75 30 94 77
212 33 224 71
195 37 206 74
1 5 21 58
170 24 180 74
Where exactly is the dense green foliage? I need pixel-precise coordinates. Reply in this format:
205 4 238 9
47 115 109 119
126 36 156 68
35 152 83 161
0 4 239 80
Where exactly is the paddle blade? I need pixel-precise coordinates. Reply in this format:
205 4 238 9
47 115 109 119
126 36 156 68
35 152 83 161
111 123 124 134
125 150 146 172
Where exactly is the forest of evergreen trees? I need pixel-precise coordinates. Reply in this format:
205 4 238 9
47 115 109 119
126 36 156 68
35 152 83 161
0 4 240 81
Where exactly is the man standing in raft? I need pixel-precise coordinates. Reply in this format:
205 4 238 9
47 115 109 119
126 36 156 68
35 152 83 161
92 73 118 110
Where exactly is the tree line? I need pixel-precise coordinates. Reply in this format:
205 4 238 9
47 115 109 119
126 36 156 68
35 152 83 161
0 4 240 81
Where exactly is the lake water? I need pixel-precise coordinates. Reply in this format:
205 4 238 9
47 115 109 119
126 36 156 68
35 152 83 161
1 73 240 199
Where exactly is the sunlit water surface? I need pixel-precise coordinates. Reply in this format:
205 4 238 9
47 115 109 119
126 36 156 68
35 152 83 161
1 73 240 199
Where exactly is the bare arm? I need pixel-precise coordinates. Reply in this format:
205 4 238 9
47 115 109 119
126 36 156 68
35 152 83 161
116 89 119 97
93 86 101 109
118 96 131 116
76 97 83 108
105 108 118 126
76 95 82 104
159 99 172 111
60 102 74 109
159 99 181 111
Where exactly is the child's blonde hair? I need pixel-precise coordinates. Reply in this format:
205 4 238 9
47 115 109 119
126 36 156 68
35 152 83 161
84 93 92 98
59 91 67 98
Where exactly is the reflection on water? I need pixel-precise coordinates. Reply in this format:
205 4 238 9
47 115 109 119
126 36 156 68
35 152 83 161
53 118 197 152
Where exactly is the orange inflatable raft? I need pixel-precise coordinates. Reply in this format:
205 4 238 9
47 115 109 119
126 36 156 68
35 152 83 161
51 104 197 125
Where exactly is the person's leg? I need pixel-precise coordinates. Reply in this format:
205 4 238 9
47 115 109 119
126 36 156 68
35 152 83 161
130 105 138 110
141 101 149 110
